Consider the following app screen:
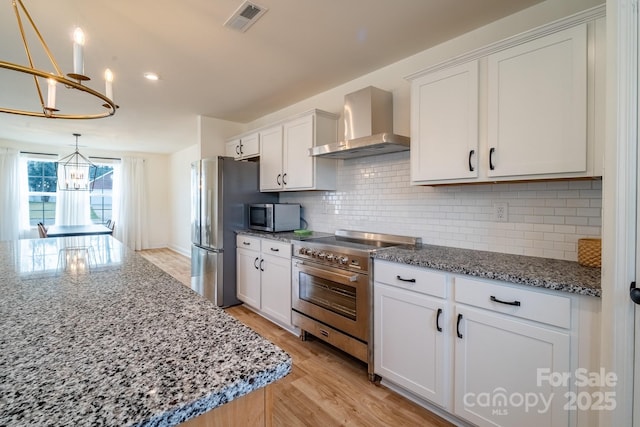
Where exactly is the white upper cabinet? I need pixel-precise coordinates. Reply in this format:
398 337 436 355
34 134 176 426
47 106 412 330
259 109 338 192
225 132 260 160
487 24 587 178
411 61 479 182
282 115 315 190
259 125 284 191
409 15 604 185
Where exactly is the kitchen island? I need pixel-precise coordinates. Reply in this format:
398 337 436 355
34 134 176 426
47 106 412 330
0 235 291 426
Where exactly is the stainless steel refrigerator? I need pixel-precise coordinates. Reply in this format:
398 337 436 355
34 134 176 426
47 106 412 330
191 156 276 307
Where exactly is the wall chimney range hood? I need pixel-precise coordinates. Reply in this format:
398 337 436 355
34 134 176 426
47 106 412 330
309 86 409 159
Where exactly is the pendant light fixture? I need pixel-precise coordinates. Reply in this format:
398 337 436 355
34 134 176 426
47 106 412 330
0 0 117 119
57 134 97 191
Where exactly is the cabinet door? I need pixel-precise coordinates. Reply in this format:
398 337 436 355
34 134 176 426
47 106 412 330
260 125 284 191
236 247 261 309
454 306 570 427
241 132 260 159
411 61 479 182
487 24 587 177
374 283 447 407
283 114 314 190
225 138 241 159
260 252 292 327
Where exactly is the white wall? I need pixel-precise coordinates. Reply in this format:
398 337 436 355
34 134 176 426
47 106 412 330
0 138 171 249
168 144 199 256
198 115 244 159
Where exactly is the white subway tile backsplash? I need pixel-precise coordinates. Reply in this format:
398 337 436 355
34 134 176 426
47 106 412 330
280 152 602 261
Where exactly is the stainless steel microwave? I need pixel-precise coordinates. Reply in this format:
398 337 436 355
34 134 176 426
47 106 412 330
248 203 300 232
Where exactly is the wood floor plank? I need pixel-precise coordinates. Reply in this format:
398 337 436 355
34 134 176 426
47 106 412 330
138 248 455 427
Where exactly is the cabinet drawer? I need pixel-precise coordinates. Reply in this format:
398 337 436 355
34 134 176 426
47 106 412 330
261 240 291 258
374 260 447 298
236 235 261 250
454 276 571 328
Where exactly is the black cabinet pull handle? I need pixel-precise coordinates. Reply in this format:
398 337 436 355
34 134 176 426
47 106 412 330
236 145 241 155
270 247 279 252
468 150 475 172
489 147 496 170
490 295 521 306
276 174 281 185
456 313 463 338
242 241 251 246
253 257 259 269
436 308 443 332
239 142 243 155
396 275 416 283
259 259 264 271
282 173 287 185
630 282 640 304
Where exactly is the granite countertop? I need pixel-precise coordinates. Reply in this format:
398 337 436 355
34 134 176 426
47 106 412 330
237 229 333 243
239 229 601 297
373 244 601 297
0 236 291 426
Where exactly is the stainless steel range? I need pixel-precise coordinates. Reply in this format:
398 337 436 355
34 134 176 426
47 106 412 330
291 229 421 380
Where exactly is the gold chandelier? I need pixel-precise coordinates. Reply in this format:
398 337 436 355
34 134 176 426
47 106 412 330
0 0 117 119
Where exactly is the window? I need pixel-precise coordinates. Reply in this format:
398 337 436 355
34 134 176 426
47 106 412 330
90 165 114 224
27 160 57 226
24 158 116 228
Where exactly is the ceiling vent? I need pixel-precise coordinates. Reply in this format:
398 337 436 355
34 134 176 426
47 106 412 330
224 1 268 32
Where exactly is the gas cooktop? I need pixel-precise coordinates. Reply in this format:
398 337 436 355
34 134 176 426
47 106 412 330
301 230 421 251
292 230 421 273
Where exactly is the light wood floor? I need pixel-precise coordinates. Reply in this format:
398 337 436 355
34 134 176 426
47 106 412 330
138 248 454 427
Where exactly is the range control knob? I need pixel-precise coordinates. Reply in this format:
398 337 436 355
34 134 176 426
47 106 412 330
338 256 349 265
318 252 327 259
326 253 335 261
298 247 307 255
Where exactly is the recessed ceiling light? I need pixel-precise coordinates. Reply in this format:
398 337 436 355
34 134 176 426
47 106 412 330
143 72 159 81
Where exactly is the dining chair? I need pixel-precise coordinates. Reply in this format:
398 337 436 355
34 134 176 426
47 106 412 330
108 220 115 234
37 223 48 238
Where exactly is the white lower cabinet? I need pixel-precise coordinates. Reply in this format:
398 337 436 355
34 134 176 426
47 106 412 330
374 282 447 407
453 306 570 427
260 247 292 326
236 235 293 329
373 260 599 427
236 236 261 308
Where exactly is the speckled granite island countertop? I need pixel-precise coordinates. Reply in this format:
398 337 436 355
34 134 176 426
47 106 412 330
0 236 291 426
373 244 601 297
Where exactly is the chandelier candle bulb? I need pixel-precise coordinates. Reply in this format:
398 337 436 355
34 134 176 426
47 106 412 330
104 69 114 100
46 77 56 109
73 27 85 76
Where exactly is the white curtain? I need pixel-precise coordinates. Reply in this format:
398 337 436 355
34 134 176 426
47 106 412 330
114 157 148 250
55 166 92 226
0 148 24 241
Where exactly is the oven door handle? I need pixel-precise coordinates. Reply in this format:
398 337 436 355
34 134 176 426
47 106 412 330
295 261 360 283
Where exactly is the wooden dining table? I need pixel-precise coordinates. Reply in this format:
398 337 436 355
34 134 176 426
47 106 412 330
46 224 113 238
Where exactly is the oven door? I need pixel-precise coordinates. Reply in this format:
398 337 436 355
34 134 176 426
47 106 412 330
292 259 369 342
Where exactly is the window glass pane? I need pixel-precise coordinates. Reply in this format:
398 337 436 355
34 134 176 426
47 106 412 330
26 160 58 226
90 165 114 224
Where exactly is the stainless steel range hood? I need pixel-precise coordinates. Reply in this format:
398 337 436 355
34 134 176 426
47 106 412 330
309 86 409 159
